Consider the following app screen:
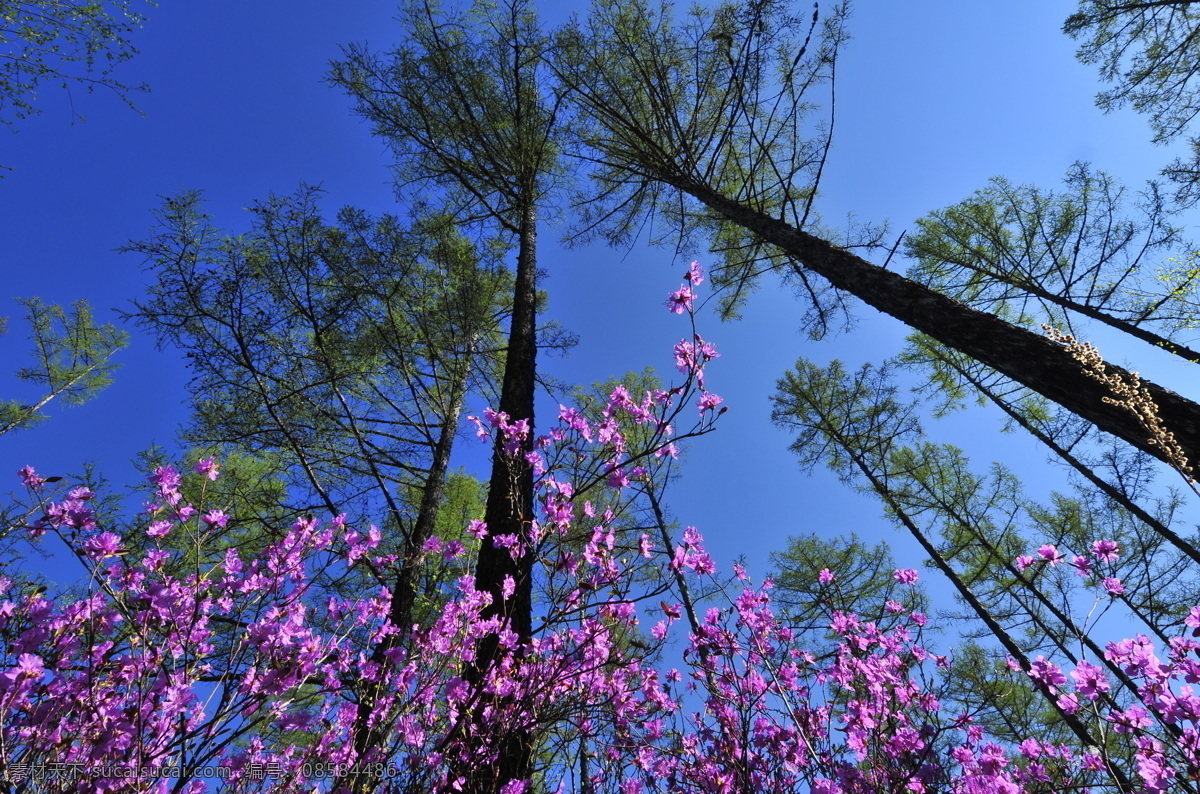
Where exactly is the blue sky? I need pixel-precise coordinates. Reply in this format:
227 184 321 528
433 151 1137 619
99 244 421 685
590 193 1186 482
0 0 1191 590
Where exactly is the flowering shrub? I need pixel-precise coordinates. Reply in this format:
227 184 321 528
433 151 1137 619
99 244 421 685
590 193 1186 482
1 263 1195 792
1009 539 1200 793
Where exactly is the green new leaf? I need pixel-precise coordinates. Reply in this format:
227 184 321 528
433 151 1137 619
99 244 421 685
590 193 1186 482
0 297 128 436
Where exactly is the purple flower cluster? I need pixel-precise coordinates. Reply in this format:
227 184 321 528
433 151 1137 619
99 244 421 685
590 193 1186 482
2 270 1193 792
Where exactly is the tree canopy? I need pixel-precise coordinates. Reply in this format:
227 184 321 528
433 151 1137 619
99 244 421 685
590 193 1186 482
10 0 1200 791
0 1 152 126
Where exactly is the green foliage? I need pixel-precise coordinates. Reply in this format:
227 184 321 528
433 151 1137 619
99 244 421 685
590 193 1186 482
1066 1 1200 205
0 0 152 125
769 532 928 655
553 0 878 328
943 642 1075 748
330 0 563 229
123 445 293 569
0 296 128 436
771 358 920 484
769 355 1156 755
125 186 509 525
1027 486 1199 638
1151 249 1200 333
906 163 1192 345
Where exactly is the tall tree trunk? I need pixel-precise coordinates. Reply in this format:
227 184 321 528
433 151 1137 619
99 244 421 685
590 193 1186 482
680 179 1200 471
918 339 1200 566
463 202 538 791
342 345 475 794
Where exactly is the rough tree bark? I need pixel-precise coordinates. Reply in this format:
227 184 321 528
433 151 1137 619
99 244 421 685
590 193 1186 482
681 178 1200 471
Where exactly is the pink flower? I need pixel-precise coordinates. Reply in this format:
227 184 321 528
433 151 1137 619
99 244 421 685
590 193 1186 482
83 531 122 560
346 525 382 563
147 465 181 490
1036 544 1062 565
142 549 170 571
1071 659 1110 701
818 568 835 584
193 457 220 481
5 653 44 684
697 392 723 416
977 742 1009 774
1091 539 1120 563
1185 605 1200 630
1071 555 1092 577
1108 705 1152 734
1028 655 1066 689
893 568 919 585
1106 635 1160 676
1057 692 1080 715
607 467 629 489
202 509 229 528
673 335 719 384
1103 577 1124 596
654 441 679 459
467 414 489 442
18 466 46 489
146 520 172 538
1014 555 1034 572
666 285 695 314
501 575 516 601
685 260 705 285
558 405 593 442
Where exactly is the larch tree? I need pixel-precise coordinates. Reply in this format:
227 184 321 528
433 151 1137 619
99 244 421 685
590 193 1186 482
553 0 1200 470
0 297 126 559
0 297 127 438
329 0 565 787
125 187 511 787
770 358 1141 789
549 3 1200 785
1066 0 1200 206
0 0 154 159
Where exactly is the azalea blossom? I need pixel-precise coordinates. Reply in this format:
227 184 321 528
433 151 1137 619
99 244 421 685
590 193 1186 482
82 531 122 560
194 457 220 480
1091 539 1120 563
665 285 695 314
1036 544 1063 565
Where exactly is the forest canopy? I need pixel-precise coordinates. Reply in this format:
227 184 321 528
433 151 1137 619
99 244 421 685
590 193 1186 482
4 1 1200 792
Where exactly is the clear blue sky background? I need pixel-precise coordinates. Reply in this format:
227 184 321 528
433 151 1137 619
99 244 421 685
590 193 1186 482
1 0 1193 593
